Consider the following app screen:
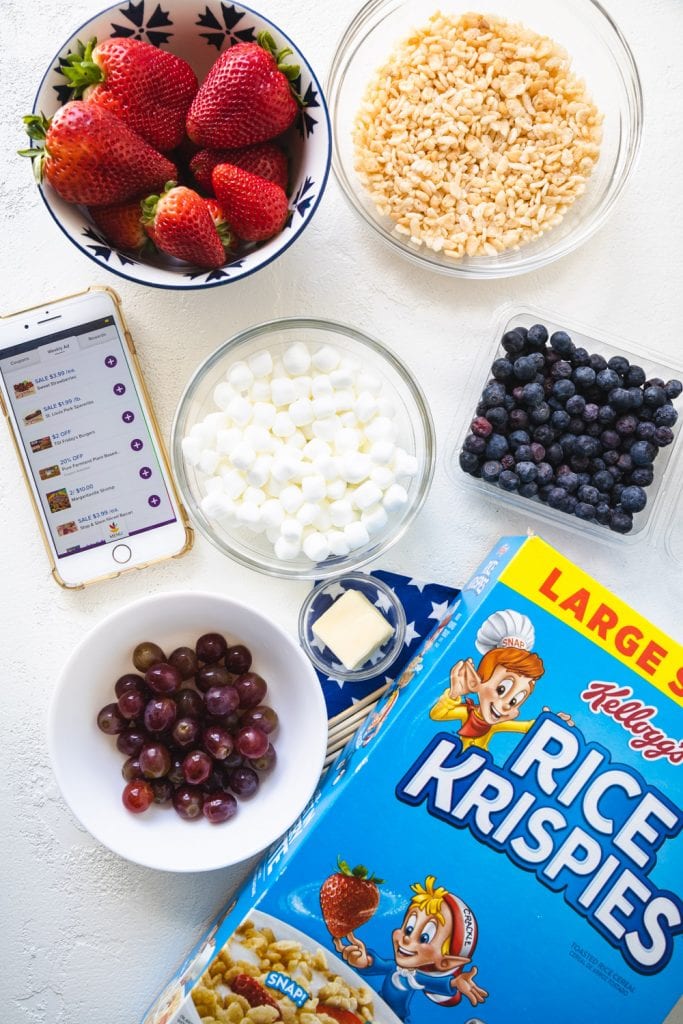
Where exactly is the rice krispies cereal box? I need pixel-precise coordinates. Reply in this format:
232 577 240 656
143 535 683 1024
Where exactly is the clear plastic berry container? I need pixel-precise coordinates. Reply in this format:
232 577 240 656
447 306 683 548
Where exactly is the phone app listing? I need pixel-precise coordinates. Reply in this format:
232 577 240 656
0 316 176 558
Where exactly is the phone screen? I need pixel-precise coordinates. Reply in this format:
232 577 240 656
0 314 177 559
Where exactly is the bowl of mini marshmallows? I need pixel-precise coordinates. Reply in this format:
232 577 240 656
172 318 435 578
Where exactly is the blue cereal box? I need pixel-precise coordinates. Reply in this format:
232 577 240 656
144 536 683 1024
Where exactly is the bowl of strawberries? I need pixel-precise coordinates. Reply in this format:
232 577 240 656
23 1 331 289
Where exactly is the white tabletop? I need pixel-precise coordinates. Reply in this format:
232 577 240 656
2 1 683 1021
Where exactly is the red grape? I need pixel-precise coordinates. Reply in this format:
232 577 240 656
196 633 228 664
173 785 204 820
116 727 149 757
146 662 182 695
122 756 142 782
195 664 232 692
203 725 233 760
175 688 204 718
168 757 185 787
169 646 198 679
225 644 252 674
144 696 177 733
172 717 200 749
203 791 238 824
241 705 278 734
115 673 147 699
152 779 173 804
228 765 259 797
205 685 240 717
234 672 267 709
133 641 166 672
236 726 269 759
97 703 127 735
122 779 154 813
223 749 244 769
183 750 213 785
139 742 171 779
117 689 145 720
249 743 277 772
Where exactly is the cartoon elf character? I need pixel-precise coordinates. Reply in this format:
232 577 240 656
328 874 486 1021
430 609 573 750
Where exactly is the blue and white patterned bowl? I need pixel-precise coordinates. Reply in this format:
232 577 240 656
30 0 331 289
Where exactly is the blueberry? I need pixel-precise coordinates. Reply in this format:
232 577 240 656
460 451 480 474
552 379 576 401
636 421 656 441
503 394 516 411
596 368 621 391
654 426 674 447
548 486 568 509
643 385 667 408
665 379 683 399
620 485 647 513
564 495 578 514
612 483 625 503
509 430 531 449
592 470 614 492
575 502 596 520
569 455 590 473
538 484 554 502
482 460 502 482
546 444 563 466
464 433 487 455
567 417 584 435
527 324 549 347
550 331 574 356
630 440 656 465
600 429 620 449
550 410 570 432
608 388 632 411
588 457 606 473
575 435 600 458
522 382 545 406
513 356 538 382
516 461 538 483
586 422 602 439
576 472 591 487
476 401 488 416
530 352 547 371
557 470 579 492
499 470 520 491
638 406 653 421
536 462 554 485
607 355 630 377
559 433 577 455
572 348 590 367
551 360 573 380
482 382 507 407
532 425 555 447
646 377 665 388
589 353 608 372
617 453 633 473
595 503 611 525
598 405 616 424
546 351 562 367
630 466 654 486
515 445 533 462
578 484 600 505
573 366 596 389
487 406 509 430
608 466 623 482
609 508 633 534
627 388 643 410
502 329 526 355
603 450 620 466
486 434 509 459
566 395 586 416
654 405 678 427
530 442 546 463
509 408 529 430
501 454 515 470
529 402 551 424
626 365 646 387
616 414 638 436
519 482 539 498
583 403 599 423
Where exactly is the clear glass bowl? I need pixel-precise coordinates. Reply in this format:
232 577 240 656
172 318 436 579
328 0 643 279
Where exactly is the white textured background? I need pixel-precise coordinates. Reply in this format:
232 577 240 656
1 0 683 1021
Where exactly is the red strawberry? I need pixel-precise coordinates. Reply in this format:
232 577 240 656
60 38 198 152
319 858 383 940
231 975 281 1017
212 163 288 243
204 197 237 256
20 101 177 206
318 1008 364 1024
141 183 228 268
186 32 300 149
89 200 152 252
190 143 288 194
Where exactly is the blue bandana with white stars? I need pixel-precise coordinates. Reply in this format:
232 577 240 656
315 570 460 718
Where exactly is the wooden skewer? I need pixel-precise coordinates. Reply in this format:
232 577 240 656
327 681 390 731
325 697 383 764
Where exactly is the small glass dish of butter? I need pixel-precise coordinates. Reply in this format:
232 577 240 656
298 572 406 681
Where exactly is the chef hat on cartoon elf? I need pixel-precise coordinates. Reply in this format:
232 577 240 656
475 609 535 655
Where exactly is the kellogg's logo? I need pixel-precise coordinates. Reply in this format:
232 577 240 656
582 681 683 766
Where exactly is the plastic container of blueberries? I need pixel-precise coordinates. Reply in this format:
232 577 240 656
447 305 683 550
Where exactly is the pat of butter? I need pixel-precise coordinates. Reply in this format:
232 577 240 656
312 589 394 670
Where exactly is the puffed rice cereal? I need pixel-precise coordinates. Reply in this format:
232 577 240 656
353 11 603 259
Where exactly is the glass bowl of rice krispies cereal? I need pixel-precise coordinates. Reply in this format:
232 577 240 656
192 911 401 1024
328 0 642 278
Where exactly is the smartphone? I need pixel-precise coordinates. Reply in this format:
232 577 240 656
0 286 192 587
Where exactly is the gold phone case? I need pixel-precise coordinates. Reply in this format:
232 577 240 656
0 284 193 588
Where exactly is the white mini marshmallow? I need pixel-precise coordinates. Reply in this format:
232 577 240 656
280 485 304 514
340 452 372 484
283 342 311 375
271 451 301 483
292 375 312 399
204 411 230 431
216 428 243 455
227 361 254 393
274 536 301 561
252 401 276 428
326 530 351 557
303 438 331 461
230 442 256 471
326 479 347 501
247 455 272 488
340 411 359 428
369 439 395 465
302 474 327 501
199 448 221 476
394 448 419 478
330 366 355 389
272 412 296 438
361 504 389 536
371 466 395 490
329 499 354 527
271 377 297 407
213 381 237 410
314 454 340 481
311 374 334 397
200 492 235 520
357 371 383 395
220 467 247 499
334 427 362 454
333 389 355 412
247 350 273 378
204 475 224 494
352 481 383 510
344 521 370 550
383 483 409 511
190 421 215 447
244 424 273 453
266 478 284 497
312 394 336 419
303 531 331 562
236 502 262 528
250 379 272 402
227 395 252 427
266 526 281 545
181 436 201 466
312 416 341 442
313 502 332 531
261 499 285 528
354 391 379 423
312 345 340 373
280 518 304 544
296 501 319 526
289 398 314 427
243 486 266 506
365 416 397 442
289 430 307 450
